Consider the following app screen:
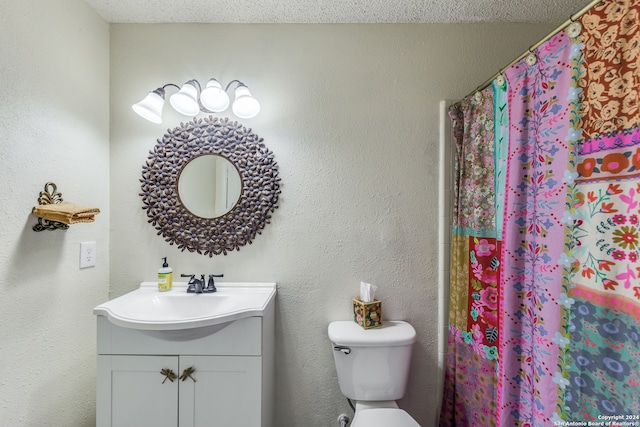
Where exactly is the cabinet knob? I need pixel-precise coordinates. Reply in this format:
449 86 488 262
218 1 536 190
160 368 177 384
180 366 197 382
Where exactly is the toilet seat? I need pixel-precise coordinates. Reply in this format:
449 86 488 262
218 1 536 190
351 408 420 427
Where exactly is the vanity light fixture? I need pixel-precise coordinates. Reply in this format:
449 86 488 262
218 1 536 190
132 79 260 124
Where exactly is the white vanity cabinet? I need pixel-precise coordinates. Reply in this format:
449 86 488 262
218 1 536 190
177 355 262 426
98 355 262 426
98 355 179 427
96 304 274 427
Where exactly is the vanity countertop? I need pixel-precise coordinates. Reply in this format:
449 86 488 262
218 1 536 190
94 282 276 330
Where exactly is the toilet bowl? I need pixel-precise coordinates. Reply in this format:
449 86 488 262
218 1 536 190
353 408 419 426
328 320 420 427
350 401 420 427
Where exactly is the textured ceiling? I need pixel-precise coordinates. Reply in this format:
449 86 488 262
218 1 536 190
84 0 591 24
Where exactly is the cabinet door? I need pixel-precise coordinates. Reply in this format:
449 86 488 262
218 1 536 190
179 356 262 427
97 355 179 427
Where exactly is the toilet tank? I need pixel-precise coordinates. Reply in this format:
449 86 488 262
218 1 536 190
328 320 416 401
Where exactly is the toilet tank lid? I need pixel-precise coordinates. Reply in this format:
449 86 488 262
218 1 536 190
328 321 416 347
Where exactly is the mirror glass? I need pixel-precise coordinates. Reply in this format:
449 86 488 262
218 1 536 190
178 155 242 218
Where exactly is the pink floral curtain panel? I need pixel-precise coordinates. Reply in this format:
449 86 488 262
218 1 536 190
440 1 640 425
442 85 500 426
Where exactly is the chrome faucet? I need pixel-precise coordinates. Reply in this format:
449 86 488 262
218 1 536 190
181 274 204 293
181 273 223 293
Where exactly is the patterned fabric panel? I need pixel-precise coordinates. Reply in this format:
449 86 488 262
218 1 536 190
448 87 497 237
502 31 574 426
576 128 640 182
467 237 500 349
570 175 640 319
450 234 471 331
566 298 640 420
579 125 640 155
442 82 499 427
578 0 640 140
574 1 640 322
440 327 498 427
493 78 509 241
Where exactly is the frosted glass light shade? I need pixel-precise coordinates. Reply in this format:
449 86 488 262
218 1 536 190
170 81 200 116
132 88 165 124
232 85 260 119
200 79 230 112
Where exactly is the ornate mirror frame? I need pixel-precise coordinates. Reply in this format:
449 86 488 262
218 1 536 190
140 117 280 256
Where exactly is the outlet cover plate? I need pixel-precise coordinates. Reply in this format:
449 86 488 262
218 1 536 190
80 241 96 269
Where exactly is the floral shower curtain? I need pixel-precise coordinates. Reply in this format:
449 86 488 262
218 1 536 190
440 1 640 426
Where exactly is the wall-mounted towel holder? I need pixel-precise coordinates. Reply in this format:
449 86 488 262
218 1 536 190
32 182 100 232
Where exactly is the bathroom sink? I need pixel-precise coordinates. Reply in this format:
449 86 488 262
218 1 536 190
94 282 276 330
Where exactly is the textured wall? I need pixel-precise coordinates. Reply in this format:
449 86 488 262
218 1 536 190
0 8 555 425
110 23 553 426
0 0 110 425
110 23 554 426
85 0 588 24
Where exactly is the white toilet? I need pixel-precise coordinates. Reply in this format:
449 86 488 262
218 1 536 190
328 320 421 427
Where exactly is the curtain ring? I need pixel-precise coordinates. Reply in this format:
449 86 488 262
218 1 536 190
525 51 537 66
567 21 583 38
495 74 506 88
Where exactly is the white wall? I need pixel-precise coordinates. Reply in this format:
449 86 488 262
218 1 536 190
0 0 110 425
110 23 554 426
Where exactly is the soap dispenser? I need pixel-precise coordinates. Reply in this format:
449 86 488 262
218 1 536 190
158 257 173 292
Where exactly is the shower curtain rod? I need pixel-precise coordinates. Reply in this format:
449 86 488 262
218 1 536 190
466 0 603 98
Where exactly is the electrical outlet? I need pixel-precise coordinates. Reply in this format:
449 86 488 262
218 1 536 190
80 241 96 269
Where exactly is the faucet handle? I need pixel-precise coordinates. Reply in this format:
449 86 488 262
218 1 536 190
205 274 223 293
181 274 198 293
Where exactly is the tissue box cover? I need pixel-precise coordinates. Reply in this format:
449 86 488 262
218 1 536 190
353 298 382 329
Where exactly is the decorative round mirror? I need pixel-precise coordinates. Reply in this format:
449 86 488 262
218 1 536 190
177 154 242 219
140 117 280 256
